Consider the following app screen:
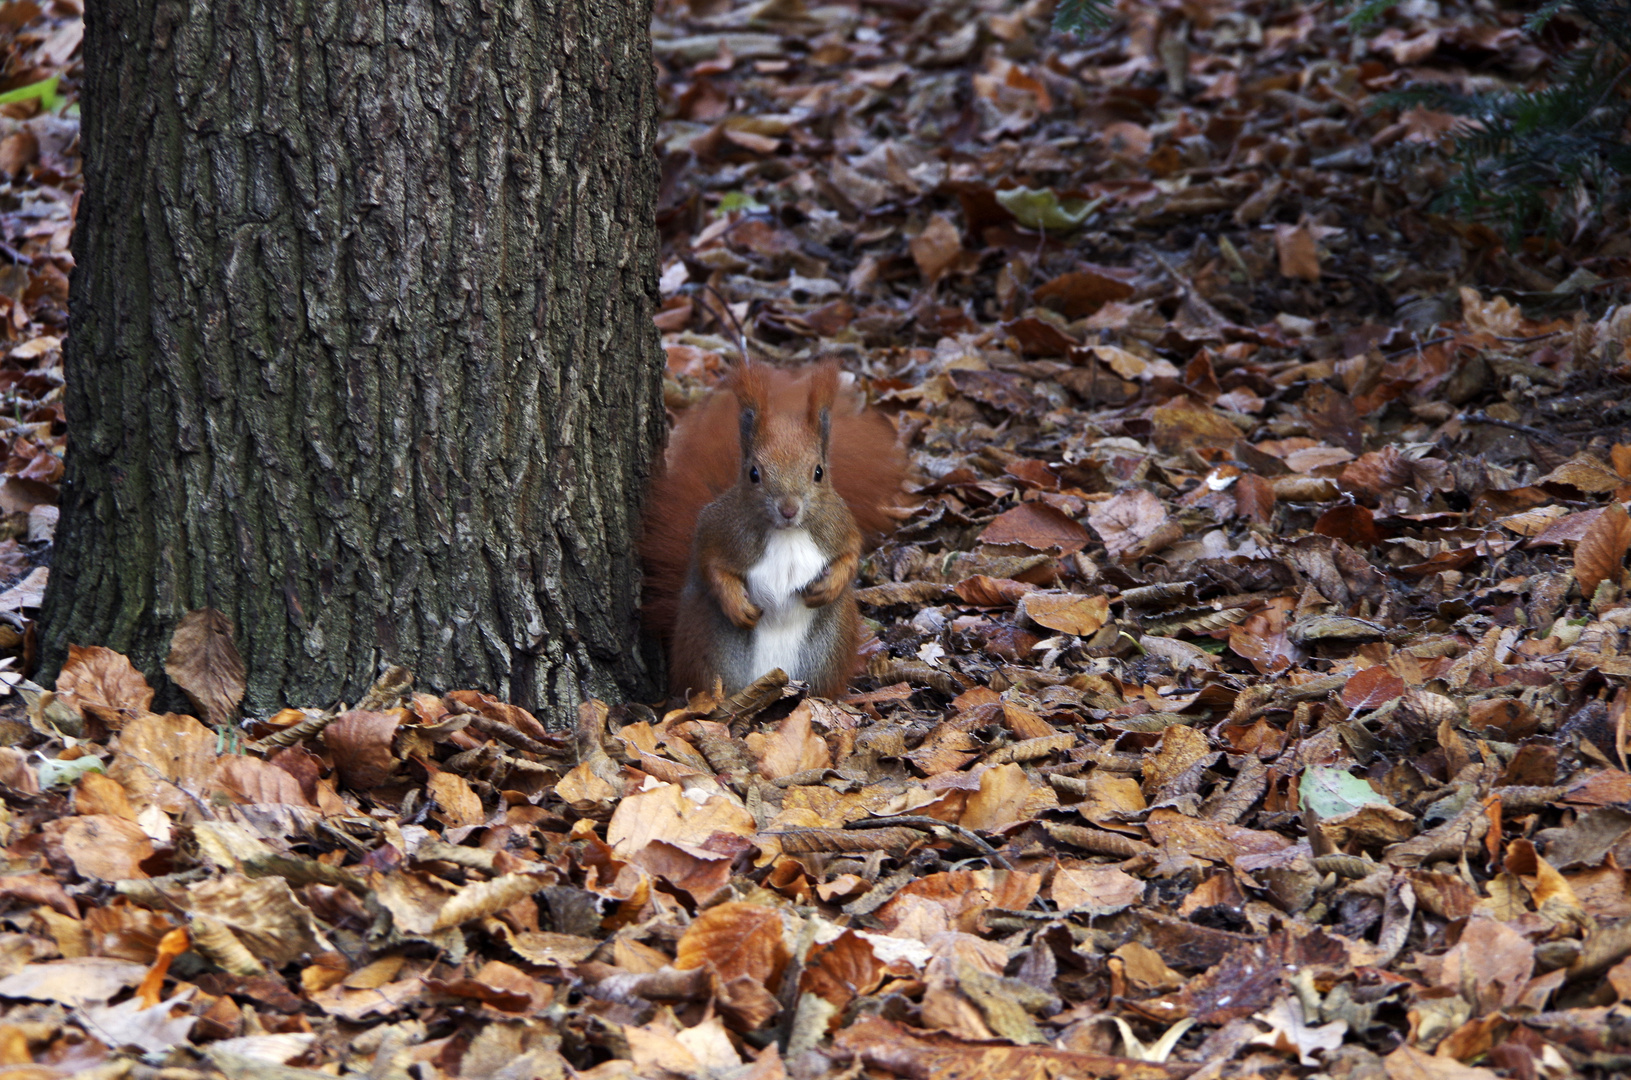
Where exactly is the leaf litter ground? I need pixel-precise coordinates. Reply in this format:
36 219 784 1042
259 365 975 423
4 0 1631 1077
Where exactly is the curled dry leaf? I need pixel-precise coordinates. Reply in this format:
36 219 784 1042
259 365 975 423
321 709 402 790
163 608 246 729
1018 591 1110 636
433 873 550 932
55 644 154 730
1250 996 1347 1065
606 780 756 859
179 875 329 968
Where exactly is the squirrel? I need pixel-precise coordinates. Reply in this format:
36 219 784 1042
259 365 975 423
642 359 906 701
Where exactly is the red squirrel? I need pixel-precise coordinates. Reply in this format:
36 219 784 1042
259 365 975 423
642 360 905 700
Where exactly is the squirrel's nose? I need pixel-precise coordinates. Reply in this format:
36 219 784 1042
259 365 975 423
779 500 799 520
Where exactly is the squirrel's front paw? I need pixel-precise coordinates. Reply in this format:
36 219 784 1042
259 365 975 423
721 594 763 629
801 567 847 608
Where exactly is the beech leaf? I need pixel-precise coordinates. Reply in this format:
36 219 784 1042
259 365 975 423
164 608 247 729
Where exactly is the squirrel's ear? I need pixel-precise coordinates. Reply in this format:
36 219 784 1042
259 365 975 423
729 362 771 453
806 362 840 424
807 362 840 455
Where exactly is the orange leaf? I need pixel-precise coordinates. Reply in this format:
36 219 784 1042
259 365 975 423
1235 472 1276 525
1575 501 1631 597
1342 666 1405 710
909 214 963 284
1275 221 1321 281
674 902 789 990
1019 591 1110 636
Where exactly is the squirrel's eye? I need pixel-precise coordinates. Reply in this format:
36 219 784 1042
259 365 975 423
749 466 761 484
814 465 824 482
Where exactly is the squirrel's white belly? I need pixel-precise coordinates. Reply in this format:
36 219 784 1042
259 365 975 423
745 529 826 681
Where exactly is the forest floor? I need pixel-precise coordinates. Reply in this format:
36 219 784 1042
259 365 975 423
1 0 1631 1078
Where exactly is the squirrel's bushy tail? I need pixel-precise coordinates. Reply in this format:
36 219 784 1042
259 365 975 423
639 361 907 643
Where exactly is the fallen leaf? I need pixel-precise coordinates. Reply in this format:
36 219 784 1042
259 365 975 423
1250 996 1346 1066
163 609 246 729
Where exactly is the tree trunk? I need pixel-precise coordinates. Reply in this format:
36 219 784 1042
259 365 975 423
42 0 664 723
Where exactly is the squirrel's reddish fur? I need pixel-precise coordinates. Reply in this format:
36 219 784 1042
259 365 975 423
641 362 906 698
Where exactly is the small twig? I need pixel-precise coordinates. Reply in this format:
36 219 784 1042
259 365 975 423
1463 412 1575 447
1384 334 1455 358
1497 330 1568 344
453 707 558 757
250 703 343 751
845 814 1014 871
699 282 752 362
1565 59 1631 137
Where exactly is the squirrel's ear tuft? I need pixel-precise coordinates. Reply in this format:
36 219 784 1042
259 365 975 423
729 360 772 410
806 361 840 431
729 361 771 452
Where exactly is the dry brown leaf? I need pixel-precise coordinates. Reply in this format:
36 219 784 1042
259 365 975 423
1540 456 1625 494
673 901 790 989
210 755 313 807
1275 221 1321 281
961 762 1052 830
801 929 885 1011
1033 269 1134 318
427 771 486 829
1383 1044 1499 1079
979 501 1091 554
321 709 402 790
163 608 246 729
1088 489 1168 559
745 702 832 780
0 130 38 178
1050 865 1144 915
607 780 756 859
1415 916 1534 1014
0 958 147 1008
1141 726 1213 794
50 814 153 881
107 712 219 814
1459 287 1522 336
1251 997 1346 1065
180 874 329 967
1018 591 1110 636
433 873 549 931
910 213 963 283
1342 666 1406 710
1575 500 1631 597
56 645 154 730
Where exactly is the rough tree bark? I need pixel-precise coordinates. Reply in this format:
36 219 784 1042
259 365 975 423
41 0 664 723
